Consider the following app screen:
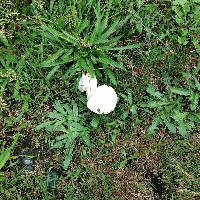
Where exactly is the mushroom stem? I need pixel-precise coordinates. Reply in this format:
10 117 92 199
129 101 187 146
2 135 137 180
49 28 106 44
78 73 97 98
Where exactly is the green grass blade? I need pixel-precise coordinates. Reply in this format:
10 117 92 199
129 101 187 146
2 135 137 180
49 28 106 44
0 133 19 170
99 18 120 40
40 49 66 68
98 11 109 35
50 0 55 15
46 65 60 80
85 57 96 77
95 35 121 46
42 25 78 45
97 52 125 70
118 14 132 28
89 2 102 44
77 19 90 35
79 57 90 72
105 44 141 51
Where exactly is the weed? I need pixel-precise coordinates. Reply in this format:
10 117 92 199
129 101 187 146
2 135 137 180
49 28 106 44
35 100 90 170
0 0 199 199
0 133 19 197
171 0 200 54
33 1 139 85
135 67 200 137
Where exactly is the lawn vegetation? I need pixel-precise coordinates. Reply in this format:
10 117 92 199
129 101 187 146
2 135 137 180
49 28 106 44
0 0 200 199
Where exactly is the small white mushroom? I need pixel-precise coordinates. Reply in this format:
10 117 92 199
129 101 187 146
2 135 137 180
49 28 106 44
79 73 118 114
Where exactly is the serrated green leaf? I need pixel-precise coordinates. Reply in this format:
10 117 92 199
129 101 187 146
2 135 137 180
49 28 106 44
99 11 109 34
121 111 129 120
53 134 68 148
189 113 200 123
52 140 65 148
63 144 75 170
106 68 117 85
72 101 78 120
190 92 199 111
63 104 72 113
130 104 137 115
170 87 191 96
81 132 91 147
54 101 68 116
52 124 67 132
177 121 188 137
147 84 163 99
173 0 187 6
90 55 98 64
34 121 53 131
147 117 161 135
172 110 188 137
0 32 9 46
34 99 87 170
173 110 186 122
127 91 133 105
48 111 65 120
140 101 170 108
194 77 200 91
91 116 100 128
46 65 60 80
55 134 68 141
163 117 176 134
70 123 87 132
79 57 89 72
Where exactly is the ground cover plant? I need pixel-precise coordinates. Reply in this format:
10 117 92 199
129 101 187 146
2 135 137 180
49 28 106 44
0 0 200 199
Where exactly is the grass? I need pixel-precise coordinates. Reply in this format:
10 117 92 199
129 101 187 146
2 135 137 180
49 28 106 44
0 0 200 199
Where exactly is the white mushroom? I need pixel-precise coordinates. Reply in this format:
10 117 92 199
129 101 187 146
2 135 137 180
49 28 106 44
79 73 118 114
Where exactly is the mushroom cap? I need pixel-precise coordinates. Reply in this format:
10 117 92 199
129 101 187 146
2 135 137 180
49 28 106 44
87 85 118 114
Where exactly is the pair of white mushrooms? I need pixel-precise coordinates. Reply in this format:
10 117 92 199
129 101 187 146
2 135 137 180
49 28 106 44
78 73 118 114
